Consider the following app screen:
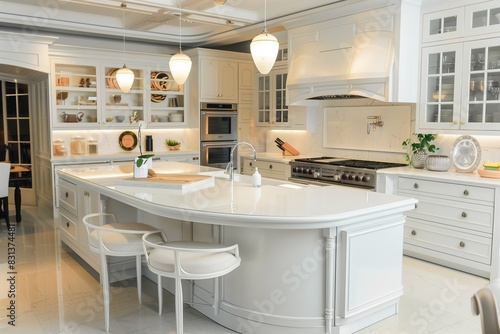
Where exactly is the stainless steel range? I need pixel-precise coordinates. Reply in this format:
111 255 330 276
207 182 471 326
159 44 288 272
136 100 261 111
289 157 406 190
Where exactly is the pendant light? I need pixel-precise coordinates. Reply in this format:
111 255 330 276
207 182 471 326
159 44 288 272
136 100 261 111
116 3 135 93
250 0 279 75
169 0 192 85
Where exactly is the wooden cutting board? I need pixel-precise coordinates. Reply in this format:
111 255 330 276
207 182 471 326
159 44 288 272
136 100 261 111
115 173 215 190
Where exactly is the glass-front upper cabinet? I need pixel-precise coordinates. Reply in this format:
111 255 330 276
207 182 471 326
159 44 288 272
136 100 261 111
419 44 463 130
148 69 185 126
257 74 270 125
53 62 98 128
422 8 464 43
460 38 500 130
256 68 289 127
465 0 500 37
102 64 144 127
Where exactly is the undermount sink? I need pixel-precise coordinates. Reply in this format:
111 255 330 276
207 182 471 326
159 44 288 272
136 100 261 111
198 170 305 188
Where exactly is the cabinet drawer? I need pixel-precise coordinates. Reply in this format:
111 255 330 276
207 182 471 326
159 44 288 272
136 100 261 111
59 179 78 215
244 159 288 173
398 177 494 203
59 209 78 243
404 220 491 265
400 191 493 234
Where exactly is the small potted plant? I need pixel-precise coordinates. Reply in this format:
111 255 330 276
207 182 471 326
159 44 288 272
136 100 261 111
402 133 439 168
165 139 181 150
134 122 154 178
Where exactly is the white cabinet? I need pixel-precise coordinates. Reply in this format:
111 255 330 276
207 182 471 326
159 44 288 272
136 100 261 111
396 176 494 278
418 0 500 133
242 157 291 181
200 58 238 102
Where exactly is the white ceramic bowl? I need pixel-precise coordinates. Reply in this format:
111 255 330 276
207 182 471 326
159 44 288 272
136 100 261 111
425 155 451 172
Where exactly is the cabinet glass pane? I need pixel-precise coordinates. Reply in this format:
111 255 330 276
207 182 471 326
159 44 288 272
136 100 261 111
275 110 281 123
486 103 500 122
429 18 442 36
441 77 454 102
283 110 288 122
440 105 453 123
442 52 455 74
486 73 500 101
428 53 440 75
488 46 500 70
276 74 282 90
469 104 483 122
427 77 440 103
470 74 486 101
19 119 30 140
491 8 500 25
264 91 270 109
471 48 486 71
443 16 457 33
426 105 439 122
276 91 282 109
473 10 488 28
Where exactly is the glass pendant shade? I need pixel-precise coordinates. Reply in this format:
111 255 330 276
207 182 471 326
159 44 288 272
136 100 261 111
169 50 192 85
251 31 279 75
116 65 134 93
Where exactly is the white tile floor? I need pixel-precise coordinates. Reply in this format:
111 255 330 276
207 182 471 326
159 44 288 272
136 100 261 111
0 205 490 333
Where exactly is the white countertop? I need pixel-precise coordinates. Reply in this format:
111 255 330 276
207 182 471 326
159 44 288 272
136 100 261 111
52 149 198 164
378 166 500 187
57 161 416 229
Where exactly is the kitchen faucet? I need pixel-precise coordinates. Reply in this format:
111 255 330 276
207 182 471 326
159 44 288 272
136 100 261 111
225 141 256 181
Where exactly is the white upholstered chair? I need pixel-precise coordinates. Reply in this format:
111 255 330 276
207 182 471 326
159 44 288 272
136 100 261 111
472 279 500 334
82 213 164 332
0 162 11 230
142 231 241 334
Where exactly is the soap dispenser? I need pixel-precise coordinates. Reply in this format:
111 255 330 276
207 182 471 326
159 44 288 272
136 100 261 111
252 167 261 188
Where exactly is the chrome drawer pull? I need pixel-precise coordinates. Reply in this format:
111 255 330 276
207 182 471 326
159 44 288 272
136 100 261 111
269 164 273 169
413 183 419 189
459 241 465 248
65 192 69 198
249 162 253 167
66 222 70 228
463 190 469 196
411 230 417 236
461 212 467 218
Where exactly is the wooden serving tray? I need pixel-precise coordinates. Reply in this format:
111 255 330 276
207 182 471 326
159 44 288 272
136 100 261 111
477 169 500 179
115 173 215 190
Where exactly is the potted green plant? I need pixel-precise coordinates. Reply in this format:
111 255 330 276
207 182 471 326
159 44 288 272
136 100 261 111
402 133 439 168
165 139 181 150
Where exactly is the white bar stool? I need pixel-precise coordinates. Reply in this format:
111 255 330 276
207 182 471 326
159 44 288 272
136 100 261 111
82 213 164 332
472 279 500 334
142 231 241 334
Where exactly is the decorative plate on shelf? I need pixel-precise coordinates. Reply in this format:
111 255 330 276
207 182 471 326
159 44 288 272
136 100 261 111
151 94 166 103
451 135 481 173
118 131 137 151
154 72 170 91
106 68 119 89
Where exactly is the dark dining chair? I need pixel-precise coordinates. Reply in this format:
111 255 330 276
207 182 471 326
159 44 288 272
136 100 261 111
0 162 11 229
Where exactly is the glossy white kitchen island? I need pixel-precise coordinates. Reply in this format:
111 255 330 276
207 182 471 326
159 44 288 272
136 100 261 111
57 161 416 334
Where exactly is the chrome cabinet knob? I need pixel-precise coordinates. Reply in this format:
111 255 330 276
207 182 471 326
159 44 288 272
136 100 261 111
411 230 417 236
460 241 465 248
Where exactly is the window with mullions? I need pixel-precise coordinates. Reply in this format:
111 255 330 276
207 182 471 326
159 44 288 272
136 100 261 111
1 80 32 189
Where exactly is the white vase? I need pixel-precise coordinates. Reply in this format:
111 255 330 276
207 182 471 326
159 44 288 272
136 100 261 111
411 150 428 169
133 157 152 178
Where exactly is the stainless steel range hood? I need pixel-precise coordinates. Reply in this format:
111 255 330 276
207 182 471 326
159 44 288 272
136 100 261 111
286 0 421 105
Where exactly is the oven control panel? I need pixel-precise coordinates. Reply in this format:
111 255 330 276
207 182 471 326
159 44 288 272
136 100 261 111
290 163 376 189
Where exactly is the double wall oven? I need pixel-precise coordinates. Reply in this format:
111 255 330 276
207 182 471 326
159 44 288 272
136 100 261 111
200 102 238 169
